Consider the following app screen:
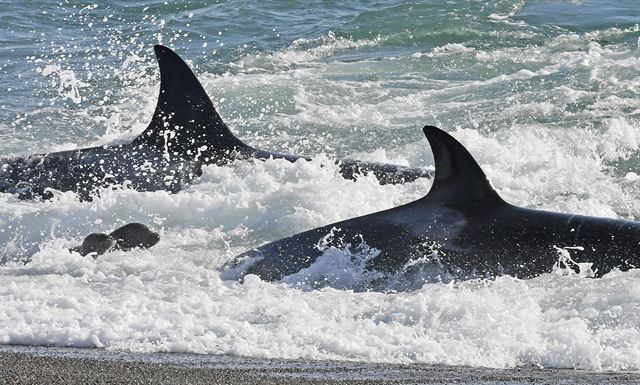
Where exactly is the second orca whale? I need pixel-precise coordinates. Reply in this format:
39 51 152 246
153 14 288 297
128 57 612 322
0 45 431 200
229 126 640 282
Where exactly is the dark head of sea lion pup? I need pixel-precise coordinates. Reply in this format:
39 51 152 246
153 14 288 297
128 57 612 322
69 233 116 257
70 223 160 257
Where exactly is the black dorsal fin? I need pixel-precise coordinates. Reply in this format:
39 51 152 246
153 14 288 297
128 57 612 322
132 45 251 162
422 125 505 207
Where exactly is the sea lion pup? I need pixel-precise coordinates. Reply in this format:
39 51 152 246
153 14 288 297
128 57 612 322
70 223 160 257
109 223 160 251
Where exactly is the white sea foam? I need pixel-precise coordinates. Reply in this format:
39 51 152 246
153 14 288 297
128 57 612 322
39 65 88 104
2 235 640 369
1 147 640 369
233 31 384 71
2 7 640 371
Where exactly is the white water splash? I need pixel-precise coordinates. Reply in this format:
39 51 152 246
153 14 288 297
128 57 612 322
39 65 88 104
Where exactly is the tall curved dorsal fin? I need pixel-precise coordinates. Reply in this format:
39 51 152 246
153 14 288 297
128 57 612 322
132 45 251 161
422 125 505 207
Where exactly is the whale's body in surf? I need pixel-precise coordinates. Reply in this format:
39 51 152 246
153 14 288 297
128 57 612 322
230 126 640 282
0 45 430 200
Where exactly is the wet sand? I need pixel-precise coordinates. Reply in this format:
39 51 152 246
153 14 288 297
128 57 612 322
0 345 639 384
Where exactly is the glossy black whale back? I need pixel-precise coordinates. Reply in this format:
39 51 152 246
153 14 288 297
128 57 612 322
133 45 253 163
421 125 505 209
232 126 640 283
0 45 433 199
0 45 256 199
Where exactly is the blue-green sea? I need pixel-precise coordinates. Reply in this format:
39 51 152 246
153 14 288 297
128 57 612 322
1 0 640 370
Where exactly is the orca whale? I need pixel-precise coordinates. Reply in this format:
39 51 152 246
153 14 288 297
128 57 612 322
0 45 430 200
70 223 159 257
229 126 640 282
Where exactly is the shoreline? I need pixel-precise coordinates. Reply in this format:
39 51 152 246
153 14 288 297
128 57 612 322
1 345 639 384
